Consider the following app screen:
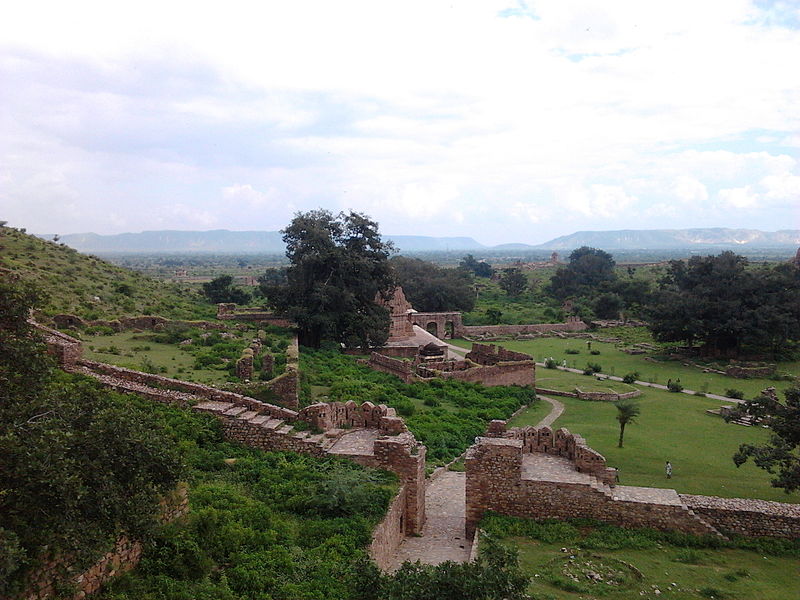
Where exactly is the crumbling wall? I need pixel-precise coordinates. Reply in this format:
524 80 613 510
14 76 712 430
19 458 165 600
365 352 415 383
216 303 294 326
462 316 587 337
466 343 532 365
434 362 535 387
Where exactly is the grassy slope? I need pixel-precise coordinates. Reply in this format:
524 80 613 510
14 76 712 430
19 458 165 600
0 227 214 320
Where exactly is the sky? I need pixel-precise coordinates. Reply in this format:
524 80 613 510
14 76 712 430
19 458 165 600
1 0 799 245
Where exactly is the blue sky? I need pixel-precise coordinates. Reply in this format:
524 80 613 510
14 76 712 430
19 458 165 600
1 0 798 244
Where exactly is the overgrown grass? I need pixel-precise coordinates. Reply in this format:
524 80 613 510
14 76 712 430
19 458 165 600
97 395 397 600
301 347 537 465
482 514 800 600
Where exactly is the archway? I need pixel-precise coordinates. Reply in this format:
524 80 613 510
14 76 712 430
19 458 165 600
445 321 455 339
426 322 438 337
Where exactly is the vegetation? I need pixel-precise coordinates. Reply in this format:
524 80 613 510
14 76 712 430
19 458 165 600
732 384 800 493
508 369 796 501
499 267 528 298
459 254 494 278
200 274 251 304
301 347 536 465
261 210 393 349
0 278 183 596
614 399 640 448
648 252 800 358
482 514 800 600
0 227 212 319
548 247 617 300
390 256 475 312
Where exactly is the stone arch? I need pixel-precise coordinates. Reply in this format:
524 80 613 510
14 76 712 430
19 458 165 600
444 320 455 339
426 321 438 337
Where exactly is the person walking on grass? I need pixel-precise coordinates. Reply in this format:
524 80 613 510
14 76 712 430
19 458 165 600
665 461 673 479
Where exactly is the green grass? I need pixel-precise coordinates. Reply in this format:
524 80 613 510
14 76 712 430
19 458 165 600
483 515 800 600
507 536 799 600
0 226 215 319
450 336 798 399
508 372 797 502
535 369 639 394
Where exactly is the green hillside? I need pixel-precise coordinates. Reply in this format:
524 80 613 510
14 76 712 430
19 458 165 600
0 226 213 320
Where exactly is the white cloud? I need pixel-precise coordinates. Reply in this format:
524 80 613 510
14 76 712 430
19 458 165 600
718 186 761 209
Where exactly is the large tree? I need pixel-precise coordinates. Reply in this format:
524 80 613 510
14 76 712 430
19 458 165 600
390 256 475 312
260 210 394 349
547 246 617 300
499 268 527 298
732 385 800 493
647 252 800 357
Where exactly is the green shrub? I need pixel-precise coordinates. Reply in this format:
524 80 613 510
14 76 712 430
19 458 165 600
586 362 602 373
544 357 557 369
725 388 744 399
622 372 639 384
564 348 579 355
667 380 684 393
589 349 600 355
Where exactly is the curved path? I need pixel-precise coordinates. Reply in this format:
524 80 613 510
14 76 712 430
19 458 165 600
535 395 564 427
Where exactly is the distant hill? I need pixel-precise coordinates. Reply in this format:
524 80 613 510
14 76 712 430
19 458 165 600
535 228 800 250
40 230 486 253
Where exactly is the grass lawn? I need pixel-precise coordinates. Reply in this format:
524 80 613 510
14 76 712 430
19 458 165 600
536 369 639 394
450 336 798 399
508 368 797 502
507 535 800 600
82 332 235 385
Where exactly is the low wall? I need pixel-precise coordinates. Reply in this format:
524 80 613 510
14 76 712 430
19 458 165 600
364 353 415 383
462 317 586 338
78 360 298 420
680 494 800 539
435 361 535 387
298 400 407 434
52 314 226 332
466 343 532 365
369 486 408 571
465 437 713 538
535 387 640 402
216 303 294 326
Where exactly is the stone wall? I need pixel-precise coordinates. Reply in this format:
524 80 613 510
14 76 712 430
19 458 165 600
35 323 83 368
535 387 641 402
466 343 532 365
462 316 587 338
369 486 408 570
465 437 713 538
77 359 298 420
680 494 800 539
364 352 415 383
298 400 407 434
52 314 226 332
433 362 535 387
216 303 294 326
409 311 464 338
15 487 188 600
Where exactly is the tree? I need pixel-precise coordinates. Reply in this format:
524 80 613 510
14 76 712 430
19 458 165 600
0 276 182 594
499 268 527 297
201 275 251 304
261 210 394 349
614 399 640 448
593 292 623 319
390 256 475 312
547 246 617 300
732 385 800 493
647 252 800 357
459 254 494 278
485 308 503 324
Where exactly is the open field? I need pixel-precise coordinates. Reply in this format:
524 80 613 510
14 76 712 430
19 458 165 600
483 516 800 600
450 336 798 399
507 368 795 502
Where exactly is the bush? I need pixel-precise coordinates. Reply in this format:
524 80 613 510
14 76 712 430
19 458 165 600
622 372 639 384
667 380 684 393
564 348 579 355
589 349 600 355
544 357 557 369
725 388 744 400
84 325 115 336
586 362 602 373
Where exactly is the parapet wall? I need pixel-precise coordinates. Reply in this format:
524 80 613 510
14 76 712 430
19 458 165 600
680 494 800 539
466 343 532 365
462 316 587 338
365 352 415 383
298 400 408 435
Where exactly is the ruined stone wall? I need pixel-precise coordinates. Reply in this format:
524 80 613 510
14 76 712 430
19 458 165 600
365 352 415 383
298 400 406 433
462 316 587 337
466 343 532 365
374 435 427 535
368 486 408 570
435 362 536 387
261 335 299 408
78 359 298 420
216 303 294 326
680 495 800 539
574 389 642 402
15 487 188 600
409 311 464 338
53 313 227 332
725 365 776 379
465 437 714 537
35 323 83 368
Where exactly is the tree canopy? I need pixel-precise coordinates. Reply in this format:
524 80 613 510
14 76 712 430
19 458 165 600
499 268 527 298
547 246 617 300
390 256 475 312
0 276 182 594
260 210 394 349
733 385 800 493
459 254 494 278
647 252 800 357
201 274 251 304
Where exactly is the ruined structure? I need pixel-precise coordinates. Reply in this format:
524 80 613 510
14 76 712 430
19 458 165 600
364 342 536 388
465 420 800 539
216 303 294 327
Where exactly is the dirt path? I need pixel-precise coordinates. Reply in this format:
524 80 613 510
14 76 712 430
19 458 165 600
388 471 471 570
535 395 564 427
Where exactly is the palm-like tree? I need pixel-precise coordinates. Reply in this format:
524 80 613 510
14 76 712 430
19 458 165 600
614 399 641 448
